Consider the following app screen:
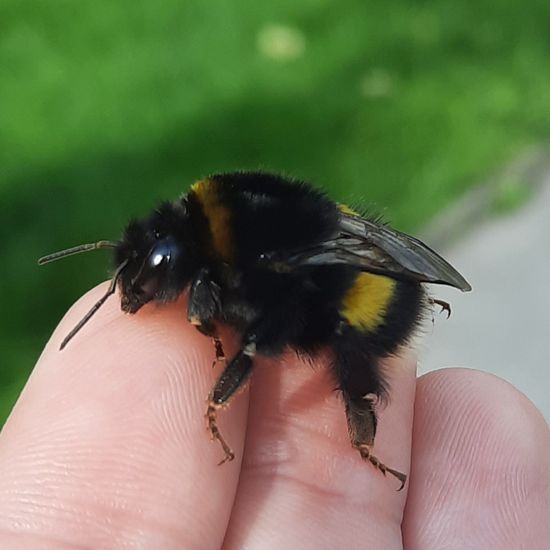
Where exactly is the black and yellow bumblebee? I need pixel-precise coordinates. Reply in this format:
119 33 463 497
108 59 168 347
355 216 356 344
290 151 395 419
40 171 471 489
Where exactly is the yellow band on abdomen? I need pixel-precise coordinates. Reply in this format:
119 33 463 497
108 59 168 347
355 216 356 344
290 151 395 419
341 272 396 331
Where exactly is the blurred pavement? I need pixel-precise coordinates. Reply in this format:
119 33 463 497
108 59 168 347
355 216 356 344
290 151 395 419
419 178 550 421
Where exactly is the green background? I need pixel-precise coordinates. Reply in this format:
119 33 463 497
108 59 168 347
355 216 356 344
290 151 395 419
2 0 550 422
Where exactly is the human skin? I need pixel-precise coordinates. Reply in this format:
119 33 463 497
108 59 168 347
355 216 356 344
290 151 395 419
0 283 549 549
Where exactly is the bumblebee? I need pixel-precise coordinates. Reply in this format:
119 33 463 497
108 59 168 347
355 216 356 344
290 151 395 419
39 171 471 489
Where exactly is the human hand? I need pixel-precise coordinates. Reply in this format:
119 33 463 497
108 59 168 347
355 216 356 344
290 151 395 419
0 283 549 549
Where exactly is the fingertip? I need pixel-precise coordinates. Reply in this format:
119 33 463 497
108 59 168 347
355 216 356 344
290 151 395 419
404 368 550 550
0 283 248 548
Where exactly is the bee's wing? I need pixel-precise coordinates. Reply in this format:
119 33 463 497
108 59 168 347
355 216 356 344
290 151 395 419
278 213 472 291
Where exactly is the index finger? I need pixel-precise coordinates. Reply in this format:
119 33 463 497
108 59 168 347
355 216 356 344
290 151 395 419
0 283 247 549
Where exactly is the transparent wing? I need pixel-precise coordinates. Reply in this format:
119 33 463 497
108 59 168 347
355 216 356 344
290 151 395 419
269 213 472 291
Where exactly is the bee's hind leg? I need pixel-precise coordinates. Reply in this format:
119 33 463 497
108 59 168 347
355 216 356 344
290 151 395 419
347 398 407 490
429 298 451 318
333 327 407 490
342 393 407 491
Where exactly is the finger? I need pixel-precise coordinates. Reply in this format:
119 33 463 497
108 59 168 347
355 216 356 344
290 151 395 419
403 368 550 550
224 350 417 550
0 283 248 550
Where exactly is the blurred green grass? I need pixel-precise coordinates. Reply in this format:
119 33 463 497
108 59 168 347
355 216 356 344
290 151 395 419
2 0 550 422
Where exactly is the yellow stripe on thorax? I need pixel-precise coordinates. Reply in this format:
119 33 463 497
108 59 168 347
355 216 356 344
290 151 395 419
191 178 234 261
341 272 396 332
337 203 360 216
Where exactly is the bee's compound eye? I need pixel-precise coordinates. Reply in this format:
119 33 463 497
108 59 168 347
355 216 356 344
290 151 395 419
151 250 168 267
148 238 176 269
258 251 273 262
131 238 180 301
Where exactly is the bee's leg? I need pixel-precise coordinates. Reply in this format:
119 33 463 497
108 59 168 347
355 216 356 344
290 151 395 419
206 334 257 464
333 328 407 490
196 322 225 367
342 394 406 490
187 268 225 365
206 306 294 463
429 297 451 318
211 334 225 365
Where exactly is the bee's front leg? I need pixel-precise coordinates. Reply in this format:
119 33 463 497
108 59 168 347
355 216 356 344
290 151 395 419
187 267 225 365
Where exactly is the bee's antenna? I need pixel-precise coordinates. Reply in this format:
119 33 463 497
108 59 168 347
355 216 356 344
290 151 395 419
59 259 129 350
38 240 119 265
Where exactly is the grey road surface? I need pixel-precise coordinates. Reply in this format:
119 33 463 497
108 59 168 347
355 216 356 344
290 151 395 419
419 181 550 421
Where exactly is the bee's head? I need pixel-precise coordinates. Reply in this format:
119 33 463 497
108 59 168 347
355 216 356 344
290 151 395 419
38 198 199 350
115 200 197 314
